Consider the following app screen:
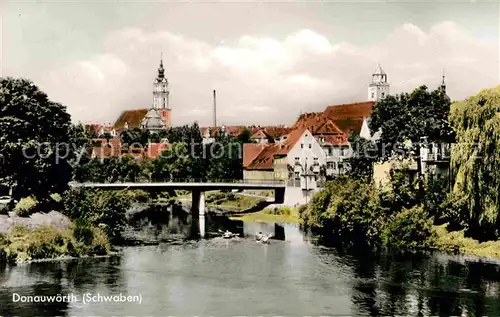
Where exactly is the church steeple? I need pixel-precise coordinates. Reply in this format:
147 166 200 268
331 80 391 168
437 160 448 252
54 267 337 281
440 69 446 93
157 53 165 79
368 64 390 101
153 53 170 111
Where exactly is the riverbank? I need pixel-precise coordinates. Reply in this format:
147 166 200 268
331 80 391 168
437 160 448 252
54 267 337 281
433 225 500 259
230 207 300 223
0 220 110 264
299 177 500 261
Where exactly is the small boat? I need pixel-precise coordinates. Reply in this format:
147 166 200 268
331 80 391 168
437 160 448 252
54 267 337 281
261 234 270 244
256 232 272 244
220 230 238 239
256 232 264 241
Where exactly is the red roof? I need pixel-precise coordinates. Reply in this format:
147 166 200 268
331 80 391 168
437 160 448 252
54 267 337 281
246 143 282 170
322 101 375 119
276 127 307 154
292 101 375 136
114 109 148 129
244 127 310 170
243 143 267 168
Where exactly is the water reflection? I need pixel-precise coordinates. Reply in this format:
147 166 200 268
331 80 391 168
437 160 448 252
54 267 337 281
2 206 500 316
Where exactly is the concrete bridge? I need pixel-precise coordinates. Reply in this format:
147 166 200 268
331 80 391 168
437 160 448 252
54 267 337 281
69 179 286 216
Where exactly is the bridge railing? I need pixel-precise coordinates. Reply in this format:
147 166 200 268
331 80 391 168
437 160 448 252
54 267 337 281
75 179 286 186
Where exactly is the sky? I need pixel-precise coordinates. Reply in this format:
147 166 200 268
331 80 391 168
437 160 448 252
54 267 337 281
1 0 499 127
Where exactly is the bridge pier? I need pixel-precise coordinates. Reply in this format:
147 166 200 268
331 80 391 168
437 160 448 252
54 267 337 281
191 190 206 216
191 190 206 238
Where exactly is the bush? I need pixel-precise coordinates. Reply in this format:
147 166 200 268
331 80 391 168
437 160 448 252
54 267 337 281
1 224 110 263
62 188 143 241
14 196 38 217
300 177 385 247
265 207 291 216
382 205 436 252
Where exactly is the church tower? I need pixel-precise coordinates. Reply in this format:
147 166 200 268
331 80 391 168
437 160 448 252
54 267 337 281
153 54 171 127
368 64 389 102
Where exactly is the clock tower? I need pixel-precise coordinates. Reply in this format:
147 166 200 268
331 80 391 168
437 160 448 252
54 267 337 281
153 54 171 127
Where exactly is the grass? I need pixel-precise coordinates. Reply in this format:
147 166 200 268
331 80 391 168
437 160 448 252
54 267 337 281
433 224 500 259
242 190 274 197
0 222 110 264
230 207 300 224
206 192 262 210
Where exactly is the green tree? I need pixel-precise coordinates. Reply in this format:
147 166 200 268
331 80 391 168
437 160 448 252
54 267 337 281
449 86 500 239
347 132 378 180
0 78 74 200
369 85 454 197
237 128 253 143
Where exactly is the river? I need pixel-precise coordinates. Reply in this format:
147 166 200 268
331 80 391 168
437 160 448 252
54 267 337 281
1 206 500 316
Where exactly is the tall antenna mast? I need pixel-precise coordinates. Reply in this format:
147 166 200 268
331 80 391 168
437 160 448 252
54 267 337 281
213 90 217 127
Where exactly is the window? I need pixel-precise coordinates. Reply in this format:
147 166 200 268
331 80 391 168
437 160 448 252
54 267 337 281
313 157 318 162
371 93 375 98
294 172 300 179
327 162 334 169
308 144 312 149
341 148 346 156
295 157 300 163
381 93 385 98
301 144 304 149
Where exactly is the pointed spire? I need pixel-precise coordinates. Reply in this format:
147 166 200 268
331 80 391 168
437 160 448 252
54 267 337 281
157 53 165 79
440 68 446 92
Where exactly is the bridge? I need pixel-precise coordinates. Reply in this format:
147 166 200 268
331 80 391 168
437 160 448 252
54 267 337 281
69 179 286 216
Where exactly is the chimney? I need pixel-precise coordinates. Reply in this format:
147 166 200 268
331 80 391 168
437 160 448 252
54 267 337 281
213 90 217 128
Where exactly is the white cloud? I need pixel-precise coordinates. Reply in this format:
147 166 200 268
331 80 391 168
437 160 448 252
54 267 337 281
39 21 498 127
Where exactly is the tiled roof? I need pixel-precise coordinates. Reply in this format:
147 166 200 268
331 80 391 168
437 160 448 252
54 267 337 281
243 143 266 168
200 126 254 138
315 135 349 146
277 127 307 154
331 118 365 135
291 112 325 132
322 101 375 119
247 143 282 170
292 101 375 136
114 109 148 129
244 127 310 170
250 130 269 140
252 126 292 139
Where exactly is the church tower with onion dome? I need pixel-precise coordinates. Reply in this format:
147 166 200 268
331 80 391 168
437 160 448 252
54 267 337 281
140 55 171 132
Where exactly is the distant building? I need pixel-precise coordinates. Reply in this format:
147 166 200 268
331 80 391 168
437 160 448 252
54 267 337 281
113 56 171 133
243 128 325 190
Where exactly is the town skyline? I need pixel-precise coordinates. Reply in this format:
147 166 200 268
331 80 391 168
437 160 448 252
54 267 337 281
2 1 499 126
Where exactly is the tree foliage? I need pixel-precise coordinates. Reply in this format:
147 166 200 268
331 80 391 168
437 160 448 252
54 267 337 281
347 132 378 180
0 78 75 200
370 85 454 160
449 86 500 239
